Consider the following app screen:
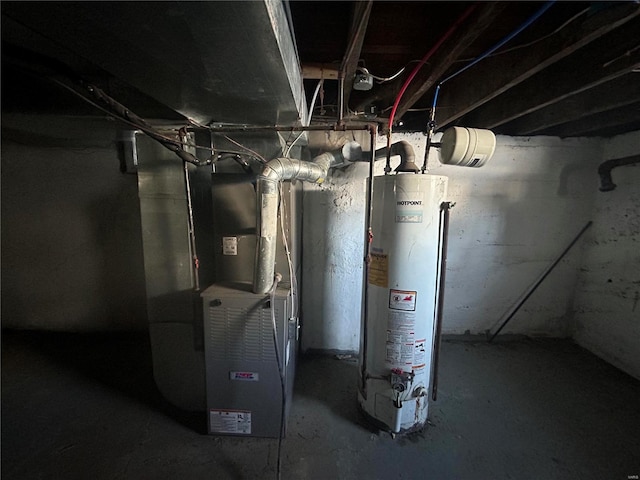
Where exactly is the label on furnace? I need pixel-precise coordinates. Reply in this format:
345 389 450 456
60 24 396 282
222 236 238 255
209 410 252 435
229 371 259 381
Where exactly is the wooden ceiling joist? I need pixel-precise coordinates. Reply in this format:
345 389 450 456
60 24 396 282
501 74 640 135
340 0 372 112
436 3 640 129
460 16 640 129
352 2 505 121
535 101 640 138
391 2 506 122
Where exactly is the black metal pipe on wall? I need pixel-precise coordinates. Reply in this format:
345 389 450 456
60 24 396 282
598 154 640 191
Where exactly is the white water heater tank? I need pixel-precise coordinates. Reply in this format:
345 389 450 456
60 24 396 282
439 126 496 167
359 173 448 433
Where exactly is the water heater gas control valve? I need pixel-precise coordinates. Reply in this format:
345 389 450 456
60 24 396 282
390 369 414 393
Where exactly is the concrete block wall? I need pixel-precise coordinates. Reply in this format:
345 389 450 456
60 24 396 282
429 134 601 337
573 130 640 380
301 132 603 352
1 115 148 331
3 112 638 380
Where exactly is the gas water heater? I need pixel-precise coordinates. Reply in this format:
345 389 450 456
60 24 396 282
358 173 448 434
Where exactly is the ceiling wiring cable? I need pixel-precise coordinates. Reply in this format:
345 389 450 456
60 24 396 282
284 78 324 157
217 134 268 164
422 0 556 172
186 118 272 162
454 6 589 63
56 76 268 165
48 76 245 166
51 78 183 142
439 1 556 88
387 3 478 132
357 65 406 83
279 183 298 319
430 0 557 120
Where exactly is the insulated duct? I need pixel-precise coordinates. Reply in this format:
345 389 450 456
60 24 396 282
253 141 362 293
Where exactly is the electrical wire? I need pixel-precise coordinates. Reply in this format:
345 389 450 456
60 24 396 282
219 134 268 164
279 183 298 318
439 1 556 87
50 76 263 163
454 6 589 63
357 66 406 83
422 0 556 173
50 77 183 144
269 274 286 480
430 0 557 116
284 78 324 157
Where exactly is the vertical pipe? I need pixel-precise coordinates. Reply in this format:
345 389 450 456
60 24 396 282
384 131 392 174
360 124 377 396
430 201 452 401
338 74 345 124
422 86 440 174
387 4 477 131
183 161 200 291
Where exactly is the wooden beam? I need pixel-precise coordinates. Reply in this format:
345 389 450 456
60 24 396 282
501 74 640 135
461 17 640 129
392 2 506 122
302 63 340 80
351 2 506 120
437 3 640 128
535 101 640 137
340 1 372 112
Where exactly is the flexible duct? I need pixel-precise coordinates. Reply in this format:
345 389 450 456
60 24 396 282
253 141 362 293
598 154 640 192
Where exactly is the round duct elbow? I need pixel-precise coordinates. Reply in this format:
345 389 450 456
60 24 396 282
439 127 496 168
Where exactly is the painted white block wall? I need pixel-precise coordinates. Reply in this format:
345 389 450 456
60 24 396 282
301 132 602 352
431 134 601 337
573 130 640 380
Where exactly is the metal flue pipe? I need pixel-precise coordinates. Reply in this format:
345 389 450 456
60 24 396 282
253 141 362 293
374 140 420 173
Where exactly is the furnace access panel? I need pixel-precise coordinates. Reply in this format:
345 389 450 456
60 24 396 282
201 282 297 438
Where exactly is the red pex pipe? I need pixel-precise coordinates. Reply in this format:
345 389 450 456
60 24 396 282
387 3 478 131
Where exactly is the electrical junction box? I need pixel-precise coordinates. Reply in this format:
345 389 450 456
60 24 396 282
201 282 297 438
353 72 374 91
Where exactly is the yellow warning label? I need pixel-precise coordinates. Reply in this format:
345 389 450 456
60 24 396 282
368 253 388 287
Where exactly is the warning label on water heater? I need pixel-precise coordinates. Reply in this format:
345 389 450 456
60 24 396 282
368 253 388 287
209 409 252 435
385 310 416 369
413 339 427 369
389 289 417 311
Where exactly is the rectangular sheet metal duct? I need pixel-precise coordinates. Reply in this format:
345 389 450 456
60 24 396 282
2 0 305 126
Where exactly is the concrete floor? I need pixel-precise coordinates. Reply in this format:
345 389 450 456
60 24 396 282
2 331 639 480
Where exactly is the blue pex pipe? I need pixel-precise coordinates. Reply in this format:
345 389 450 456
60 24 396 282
432 1 556 111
